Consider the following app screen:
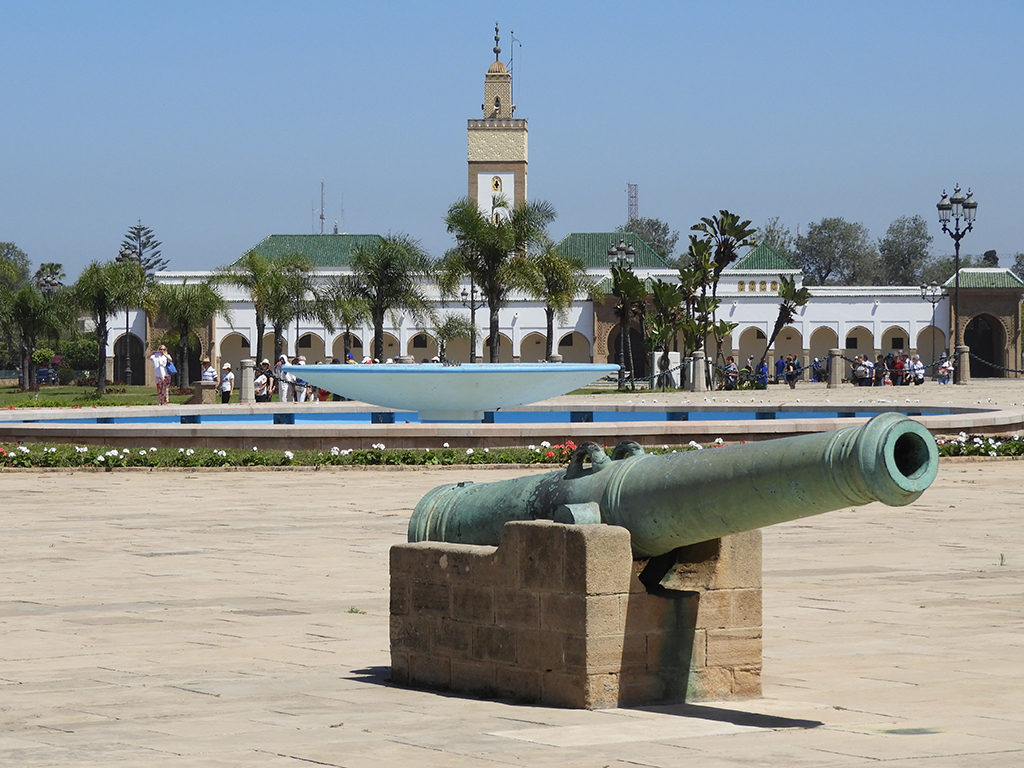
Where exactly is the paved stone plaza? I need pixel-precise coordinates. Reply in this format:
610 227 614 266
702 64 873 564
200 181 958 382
2 386 1024 766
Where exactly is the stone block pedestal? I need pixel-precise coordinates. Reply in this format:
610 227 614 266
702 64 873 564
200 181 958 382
390 521 761 708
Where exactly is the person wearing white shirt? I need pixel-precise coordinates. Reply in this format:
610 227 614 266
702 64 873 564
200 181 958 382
220 363 234 403
150 344 173 405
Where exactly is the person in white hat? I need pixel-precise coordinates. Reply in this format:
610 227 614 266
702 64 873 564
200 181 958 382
275 355 291 402
220 363 234 404
254 359 273 403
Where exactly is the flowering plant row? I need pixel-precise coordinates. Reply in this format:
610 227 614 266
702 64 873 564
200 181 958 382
2 433 1017 468
0 439 705 469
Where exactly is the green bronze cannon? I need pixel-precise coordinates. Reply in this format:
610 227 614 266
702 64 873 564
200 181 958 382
409 413 939 558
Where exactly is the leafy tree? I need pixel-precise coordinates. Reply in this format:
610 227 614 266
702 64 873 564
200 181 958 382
153 280 228 386
920 253 982 285
432 313 477 362
347 234 435 362
754 217 794 256
617 217 679 262
73 260 150 394
119 221 169 275
58 337 100 371
444 196 556 362
793 217 880 285
1011 253 1024 279
0 242 31 289
877 215 932 285
213 249 277 364
765 276 812 363
981 249 999 268
528 237 594 359
321 276 370 361
33 262 66 292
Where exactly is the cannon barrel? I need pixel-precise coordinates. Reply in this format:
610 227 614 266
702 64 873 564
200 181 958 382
408 413 939 558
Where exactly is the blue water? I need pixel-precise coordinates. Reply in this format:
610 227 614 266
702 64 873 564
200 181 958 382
26 409 941 426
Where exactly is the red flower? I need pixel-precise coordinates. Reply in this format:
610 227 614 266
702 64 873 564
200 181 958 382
545 451 555 458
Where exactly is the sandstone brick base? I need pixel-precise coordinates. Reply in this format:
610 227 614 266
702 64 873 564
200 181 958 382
390 522 761 708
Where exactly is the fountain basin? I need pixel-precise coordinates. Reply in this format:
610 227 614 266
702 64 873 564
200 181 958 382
280 363 619 421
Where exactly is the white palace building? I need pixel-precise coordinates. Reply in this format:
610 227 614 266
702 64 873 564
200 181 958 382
108 34 1024 387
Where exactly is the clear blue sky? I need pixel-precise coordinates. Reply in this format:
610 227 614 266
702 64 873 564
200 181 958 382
2 0 1021 279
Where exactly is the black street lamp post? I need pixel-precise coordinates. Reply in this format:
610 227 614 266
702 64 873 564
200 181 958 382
936 184 977 383
608 239 636 390
919 281 944 378
117 245 136 385
460 279 484 364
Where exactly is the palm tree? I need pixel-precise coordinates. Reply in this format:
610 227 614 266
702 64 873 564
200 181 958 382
213 250 276 364
153 280 228 386
347 234 435 362
444 196 556 362
73 260 150 394
691 211 755 364
529 238 594 359
321 276 370 361
764 275 812 363
611 265 648 390
7 284 75 390
647 279 686 390
261 254 332 362
432 312 477 362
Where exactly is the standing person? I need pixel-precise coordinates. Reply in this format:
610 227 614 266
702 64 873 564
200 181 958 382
774 356 786 385
200 358 217 384
254 359 272 403
784 355 798 389
755 358 768 388
150 344 173 405
874 355 887 387
891 352 905 387
911 354 926 385
723 356 739 390
275 355 291 402
293 356 307 403
220 363 234 403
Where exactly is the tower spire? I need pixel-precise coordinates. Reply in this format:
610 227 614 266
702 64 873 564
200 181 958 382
493 22 501 62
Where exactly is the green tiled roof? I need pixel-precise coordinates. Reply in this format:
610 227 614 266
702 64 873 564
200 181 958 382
942 268 1024 290
233 234 383 268
731 243 797 272
553 232 670 269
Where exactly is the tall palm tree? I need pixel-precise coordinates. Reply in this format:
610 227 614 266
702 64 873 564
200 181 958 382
529 238 594 359
213 250 276 364
444 196 556 362
7 284 76 390
321 276 370 361
261 254 332 362
153 280 228 386
647 279 686 390
347 234 435 362
73 260 150 394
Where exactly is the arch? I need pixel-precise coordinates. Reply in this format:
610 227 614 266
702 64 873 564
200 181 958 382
297 332 326 363
484 332 514 363
737 327 767 369
520 332 548 362
558 332 592 363
844 326 874 359
880 325 910 355
368 332 400 361
219 332 251 379
773 327 804 375
407 332 439 361
809 327 839 367
112 333 146 386
965 313 1005 378
607 326 647 379
915 325 946 370
445 335 473 363
331 332 363 362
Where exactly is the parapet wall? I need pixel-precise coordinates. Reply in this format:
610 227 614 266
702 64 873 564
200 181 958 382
390 521 761 709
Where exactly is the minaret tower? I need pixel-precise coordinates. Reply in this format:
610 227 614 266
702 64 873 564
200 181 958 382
468 23 527 223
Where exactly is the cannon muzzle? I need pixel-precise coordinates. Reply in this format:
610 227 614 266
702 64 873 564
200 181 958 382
409 413 939 558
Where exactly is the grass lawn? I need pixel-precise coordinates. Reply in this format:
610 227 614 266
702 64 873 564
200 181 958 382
0 385 193 409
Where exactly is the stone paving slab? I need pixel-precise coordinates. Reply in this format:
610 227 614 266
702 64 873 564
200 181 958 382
1 457 1023 766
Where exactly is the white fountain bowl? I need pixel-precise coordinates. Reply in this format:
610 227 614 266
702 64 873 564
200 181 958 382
281 363 619 421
